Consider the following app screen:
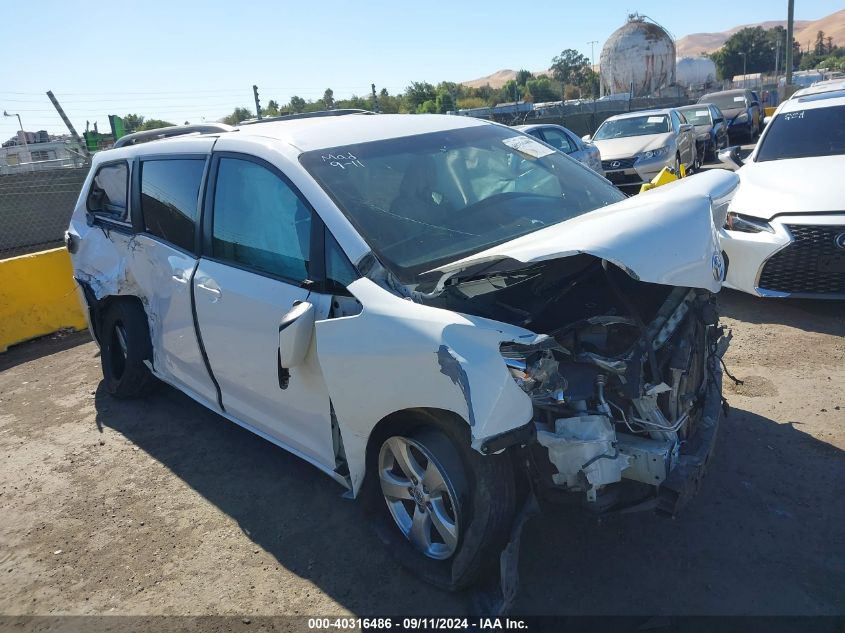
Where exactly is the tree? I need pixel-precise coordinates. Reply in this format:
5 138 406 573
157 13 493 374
711 26 799 79
139 119 174 130
264 100 280 117
435 90 454 113
814 30 826 56
524 77 558 103
323 88 334 110
515 69 533 86
122 114 145 133
416 100 438 114
289 96 306 113
222 107 254 125
550 49 591 88
404 81 436 111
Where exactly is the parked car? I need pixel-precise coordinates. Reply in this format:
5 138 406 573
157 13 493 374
719 85 845 298
677 104 729 162
585 108 698 191
514 123 602 173
67 114 735 591
698 89 762 141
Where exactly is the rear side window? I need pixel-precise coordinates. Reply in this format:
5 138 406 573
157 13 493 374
211 157 311 282
87 162 129 221
538 128 576 154
141 159 206 251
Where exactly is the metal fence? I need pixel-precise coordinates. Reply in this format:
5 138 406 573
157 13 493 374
0 165 90 258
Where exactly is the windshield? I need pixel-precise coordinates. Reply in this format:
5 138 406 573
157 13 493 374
680 108 712 125
300 125 625 283
756 105 845 161
703 94 746 110
593 115 670 139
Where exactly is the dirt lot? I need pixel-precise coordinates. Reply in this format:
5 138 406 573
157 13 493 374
0 290 843 617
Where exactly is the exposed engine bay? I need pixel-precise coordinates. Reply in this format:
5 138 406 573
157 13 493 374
421 253 726 515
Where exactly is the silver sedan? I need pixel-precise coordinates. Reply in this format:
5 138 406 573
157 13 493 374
515 123 603 174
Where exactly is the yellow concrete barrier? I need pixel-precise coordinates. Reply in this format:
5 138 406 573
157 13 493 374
0 247 86 353
639 164 686 194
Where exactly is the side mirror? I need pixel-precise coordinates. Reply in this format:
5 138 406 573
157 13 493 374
718 146 745 169
278 301 315 383
582 134 592 142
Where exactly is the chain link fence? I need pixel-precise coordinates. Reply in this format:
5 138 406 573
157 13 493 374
0 164 90 258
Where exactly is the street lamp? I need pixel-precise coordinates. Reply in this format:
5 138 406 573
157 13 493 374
3 110 32 169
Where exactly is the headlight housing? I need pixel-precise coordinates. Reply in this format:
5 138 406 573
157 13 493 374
638 146 670 160
725 212 774 234
734 112 749 124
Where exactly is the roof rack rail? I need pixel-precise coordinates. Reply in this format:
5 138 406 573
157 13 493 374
238 109 374 125
113 123 234 148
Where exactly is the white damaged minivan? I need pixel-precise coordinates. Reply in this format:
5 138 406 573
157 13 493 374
67 113 737 591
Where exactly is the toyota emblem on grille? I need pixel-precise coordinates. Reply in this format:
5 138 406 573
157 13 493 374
835 233 845 250
611 161 621 168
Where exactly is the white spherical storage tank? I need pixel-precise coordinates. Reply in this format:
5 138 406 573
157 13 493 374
677 57 718 86
600 14 676 97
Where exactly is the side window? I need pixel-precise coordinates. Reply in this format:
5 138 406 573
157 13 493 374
671 111 681 132
141 159 205 251
325 231 359 294
539 128 576 153
212 157 311 282
87 162 129 221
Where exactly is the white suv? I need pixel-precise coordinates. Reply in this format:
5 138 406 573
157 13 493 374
67 113 735 590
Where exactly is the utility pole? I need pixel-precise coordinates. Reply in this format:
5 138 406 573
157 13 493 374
587 40 598 99
739 52 747 87
786 0 794 88
253 85 262 120
371 83 380 113
3 110 33 171
46 90 90 159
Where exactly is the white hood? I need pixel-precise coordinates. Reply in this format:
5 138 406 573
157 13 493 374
592 132 673 159
426 169 738 294
731 155 845 218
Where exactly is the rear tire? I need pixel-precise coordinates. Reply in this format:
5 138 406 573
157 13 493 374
365 414 516 591
100 300 157 399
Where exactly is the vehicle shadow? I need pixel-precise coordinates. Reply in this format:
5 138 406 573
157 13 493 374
93 379 845 616
92 381 468 616
0 329 92 372
717 289 845 337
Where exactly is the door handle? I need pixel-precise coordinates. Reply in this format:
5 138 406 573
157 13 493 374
196 282 222 302
172 269 188 283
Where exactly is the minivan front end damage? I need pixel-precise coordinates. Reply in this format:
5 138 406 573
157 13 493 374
411 174 735 516
498 282 725 515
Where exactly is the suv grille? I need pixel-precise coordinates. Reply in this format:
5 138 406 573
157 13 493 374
602 157 637 170
758 224 845 295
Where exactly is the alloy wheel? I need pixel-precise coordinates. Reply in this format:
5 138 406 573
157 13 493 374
378 436 460 560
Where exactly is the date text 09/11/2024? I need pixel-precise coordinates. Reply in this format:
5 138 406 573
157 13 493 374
307 617 529 630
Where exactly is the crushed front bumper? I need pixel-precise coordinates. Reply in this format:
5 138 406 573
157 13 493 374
656 365 722 516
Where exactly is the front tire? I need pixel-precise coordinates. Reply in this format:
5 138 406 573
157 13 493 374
100 300 157 399
366 416 516 591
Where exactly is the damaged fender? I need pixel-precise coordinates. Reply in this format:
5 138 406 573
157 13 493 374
314 276 537 494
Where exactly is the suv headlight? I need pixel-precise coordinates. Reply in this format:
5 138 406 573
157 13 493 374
638 146 670 160
725 212 774 234
734 112 749 124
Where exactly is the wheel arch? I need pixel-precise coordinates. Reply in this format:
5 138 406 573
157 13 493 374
354 407 471 500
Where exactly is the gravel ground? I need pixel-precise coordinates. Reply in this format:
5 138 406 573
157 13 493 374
0 289 843 618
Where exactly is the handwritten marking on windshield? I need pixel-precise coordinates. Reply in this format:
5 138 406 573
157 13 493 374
321 152 365 169
783 111 804 121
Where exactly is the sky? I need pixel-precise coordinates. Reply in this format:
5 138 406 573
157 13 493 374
1 0 840 140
